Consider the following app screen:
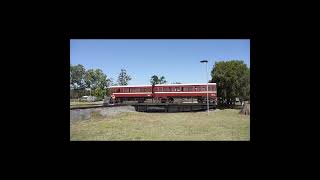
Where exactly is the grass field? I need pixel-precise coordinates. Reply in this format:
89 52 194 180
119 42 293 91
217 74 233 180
70 101 103 108
70 109 250 141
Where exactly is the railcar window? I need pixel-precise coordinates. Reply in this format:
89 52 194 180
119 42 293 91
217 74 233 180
188 87 193 91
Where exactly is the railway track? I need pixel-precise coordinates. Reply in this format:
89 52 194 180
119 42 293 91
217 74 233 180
70 103 129 110
70 102 216 112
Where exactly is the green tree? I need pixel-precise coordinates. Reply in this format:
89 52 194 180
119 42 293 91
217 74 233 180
93 87 106 100
150 75 167 85
117 69 132 85
84 69 111 98
150 75 159 85
70 64 86 90
159 76 167 84
210 60 250 105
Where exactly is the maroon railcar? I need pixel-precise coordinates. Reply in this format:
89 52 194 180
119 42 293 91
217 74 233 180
107 83 217 104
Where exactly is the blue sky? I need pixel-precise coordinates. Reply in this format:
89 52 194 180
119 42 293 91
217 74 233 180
70 39 250 85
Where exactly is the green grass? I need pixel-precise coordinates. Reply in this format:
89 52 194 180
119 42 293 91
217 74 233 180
70 101 103 108
70 109 250 141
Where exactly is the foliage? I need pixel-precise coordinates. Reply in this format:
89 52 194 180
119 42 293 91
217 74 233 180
210 60 250 105
93 87 106 100
70 64 86 90
70 64 111 99
84 69 110 91
117 69 132 85
150 75 167 85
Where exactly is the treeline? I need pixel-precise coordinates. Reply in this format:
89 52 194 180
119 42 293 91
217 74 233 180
70 65 132 100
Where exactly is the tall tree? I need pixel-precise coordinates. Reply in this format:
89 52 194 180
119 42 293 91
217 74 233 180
150 75 167 85
70 64 86 90
84 68 111 98
117 69 132 85
159 76 167 84
150 75 159 85
210 60 250 105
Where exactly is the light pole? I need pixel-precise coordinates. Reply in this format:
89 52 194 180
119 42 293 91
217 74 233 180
200 60 209 115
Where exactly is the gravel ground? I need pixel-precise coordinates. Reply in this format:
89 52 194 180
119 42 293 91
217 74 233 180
70 105 136 122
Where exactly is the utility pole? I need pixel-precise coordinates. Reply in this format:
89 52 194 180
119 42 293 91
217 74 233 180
200 60 209 115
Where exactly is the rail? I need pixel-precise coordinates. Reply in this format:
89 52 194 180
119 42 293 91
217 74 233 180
70 103 129 110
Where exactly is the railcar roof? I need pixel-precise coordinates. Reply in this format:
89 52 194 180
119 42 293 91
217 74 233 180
109 83 216 88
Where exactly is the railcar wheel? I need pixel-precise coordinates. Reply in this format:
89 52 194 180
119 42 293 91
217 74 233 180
160 98 167 103
168 98 174 103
